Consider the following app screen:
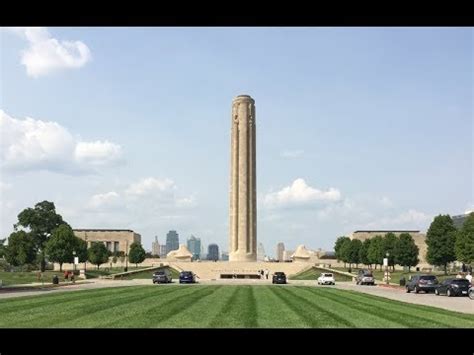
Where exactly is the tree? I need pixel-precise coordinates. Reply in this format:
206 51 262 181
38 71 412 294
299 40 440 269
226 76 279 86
349 239 362 268
395 233 419 272
4 231 36 266
455 212 474 264
426 214 457 274
359 239 372 268
0 238 6 258
334 236 351 268
88 242 109 270
383 232 398 271
128 242 146 267
15 201 66 271
44 224 77 272
75 238 88 263
367 235 384 270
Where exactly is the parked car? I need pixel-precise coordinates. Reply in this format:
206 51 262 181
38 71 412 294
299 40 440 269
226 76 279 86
272 272 287 284
152 269 172 284
179 271 196 284
317 273 335 285
469 286 474 300
356 269 375 285
435 278 470 297
406 274 439 293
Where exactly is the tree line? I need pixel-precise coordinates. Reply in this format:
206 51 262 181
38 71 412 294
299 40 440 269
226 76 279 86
1 201 147 272
333 213 474 274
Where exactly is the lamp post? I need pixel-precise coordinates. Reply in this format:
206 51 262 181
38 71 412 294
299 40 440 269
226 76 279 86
73 250 76 274
125 240 128 272
385 252 390 285
84 233 88 273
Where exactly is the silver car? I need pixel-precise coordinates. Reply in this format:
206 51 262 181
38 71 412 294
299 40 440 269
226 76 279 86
356 269 375 285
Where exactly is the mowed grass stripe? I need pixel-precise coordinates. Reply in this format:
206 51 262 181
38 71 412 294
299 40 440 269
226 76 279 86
270 287 353 327
209 286 259 328
287 287 403 328
318 288 474 328
56 286 192 328
155 286 232 327
297 287 431 328
0 286 175 328
253 286 314 328
104 286 218 328
0 286 135 314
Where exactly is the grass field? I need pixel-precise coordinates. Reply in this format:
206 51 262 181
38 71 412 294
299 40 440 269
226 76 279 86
0 285 473 328
0 267 144 286
290 267 353 282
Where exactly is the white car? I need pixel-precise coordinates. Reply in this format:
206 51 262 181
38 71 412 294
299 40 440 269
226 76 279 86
317 273 335 285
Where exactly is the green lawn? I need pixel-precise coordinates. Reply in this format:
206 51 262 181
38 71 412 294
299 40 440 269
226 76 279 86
0 267 141 286
0 285 472 328
290 267 353 282
0 271 66 286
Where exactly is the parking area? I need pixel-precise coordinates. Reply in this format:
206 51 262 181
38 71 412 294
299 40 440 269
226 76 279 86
332 281 474 314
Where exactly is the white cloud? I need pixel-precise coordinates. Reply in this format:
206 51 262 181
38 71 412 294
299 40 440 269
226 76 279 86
7 27 91 78
89 191 120 209
125 177 176 196
263 178 341 208
75 141 123 166
0 110 123 173
280 150 304 159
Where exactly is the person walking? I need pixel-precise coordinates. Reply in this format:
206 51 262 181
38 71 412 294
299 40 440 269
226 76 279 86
466 272 473 285
70 272 75 284
64 270 69 281
265 269 269 280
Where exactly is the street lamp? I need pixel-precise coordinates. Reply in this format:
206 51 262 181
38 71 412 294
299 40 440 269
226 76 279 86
385 252 390 285
125 240 128 272
84 233 88 273
72 250 76 274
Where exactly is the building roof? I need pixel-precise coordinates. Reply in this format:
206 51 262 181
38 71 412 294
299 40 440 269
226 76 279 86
353 230 420 233
73 229 136 232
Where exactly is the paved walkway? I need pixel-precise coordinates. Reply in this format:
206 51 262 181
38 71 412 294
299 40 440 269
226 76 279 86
1 279 472 315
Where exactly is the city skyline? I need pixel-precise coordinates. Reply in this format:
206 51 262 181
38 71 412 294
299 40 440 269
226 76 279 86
1 27 471 254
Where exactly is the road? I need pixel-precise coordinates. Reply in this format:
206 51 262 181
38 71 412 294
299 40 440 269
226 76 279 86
1 279 472 315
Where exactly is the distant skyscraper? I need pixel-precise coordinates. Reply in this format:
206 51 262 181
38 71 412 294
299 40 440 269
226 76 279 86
166 230 179 254
207 244 219 261
187 235 201 260
221 252 229 261
276 242 285 261
152 236 160 256
257 242 265 261
159 245 167 258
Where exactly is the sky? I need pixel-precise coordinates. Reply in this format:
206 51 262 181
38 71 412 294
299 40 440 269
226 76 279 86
0 27 472 257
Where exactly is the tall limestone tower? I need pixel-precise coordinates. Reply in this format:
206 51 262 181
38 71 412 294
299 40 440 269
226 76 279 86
229 94 257 261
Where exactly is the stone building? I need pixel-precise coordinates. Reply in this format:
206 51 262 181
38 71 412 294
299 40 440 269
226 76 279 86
73 229 141 254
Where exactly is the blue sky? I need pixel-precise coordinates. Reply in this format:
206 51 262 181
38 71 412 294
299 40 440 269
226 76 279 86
1 27 472 256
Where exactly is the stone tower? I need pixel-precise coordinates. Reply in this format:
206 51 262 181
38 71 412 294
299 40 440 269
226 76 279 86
229 94 257 261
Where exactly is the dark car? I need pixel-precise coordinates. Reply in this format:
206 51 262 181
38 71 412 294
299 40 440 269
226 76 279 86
179 271 196 284
356 269 375 285
272 272 287 284
152 269 172 284
406 275 439 293
435 278 470 297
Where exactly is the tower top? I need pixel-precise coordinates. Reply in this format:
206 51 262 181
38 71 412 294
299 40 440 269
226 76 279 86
233 94 254 102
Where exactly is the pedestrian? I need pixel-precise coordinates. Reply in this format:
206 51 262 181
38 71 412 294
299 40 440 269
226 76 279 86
265 269 269 280
70 272 75 284
64 270 69 281
260 269 264 279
